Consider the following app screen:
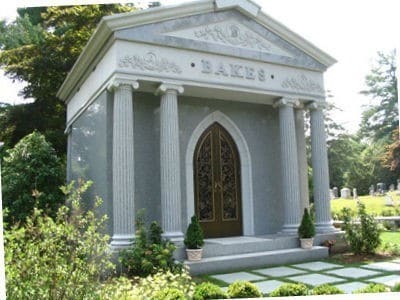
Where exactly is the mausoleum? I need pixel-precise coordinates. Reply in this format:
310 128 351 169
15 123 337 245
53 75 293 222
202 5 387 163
58 0 339 274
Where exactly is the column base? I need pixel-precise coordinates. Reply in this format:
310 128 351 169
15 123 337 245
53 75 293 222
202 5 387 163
162 231 184 244
110 234 135 250
316 221 338 234
280 224 300 235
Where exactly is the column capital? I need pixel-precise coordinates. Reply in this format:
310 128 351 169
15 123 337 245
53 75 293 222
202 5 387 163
107 76 139 92
156 83 184 95
307 101 327 111
273 97 300 108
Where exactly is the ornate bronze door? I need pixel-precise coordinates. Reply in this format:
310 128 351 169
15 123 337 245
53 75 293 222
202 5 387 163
194 122 242 238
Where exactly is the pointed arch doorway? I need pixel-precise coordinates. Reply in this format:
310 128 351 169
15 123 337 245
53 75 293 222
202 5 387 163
193 122 243 238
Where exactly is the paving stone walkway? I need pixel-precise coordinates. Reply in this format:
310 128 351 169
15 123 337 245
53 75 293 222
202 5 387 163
208 259 400 295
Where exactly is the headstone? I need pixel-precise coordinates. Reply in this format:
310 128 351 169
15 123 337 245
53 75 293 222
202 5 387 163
341 187 351 199
397 179 400 190
377 183 386 195
389 184 395 192
329 189 334 200
369 185 375 196
385 195 394 206
353 188 358 199
333 187 338 198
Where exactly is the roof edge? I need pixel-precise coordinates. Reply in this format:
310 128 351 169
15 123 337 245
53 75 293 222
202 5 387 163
57 0 337 102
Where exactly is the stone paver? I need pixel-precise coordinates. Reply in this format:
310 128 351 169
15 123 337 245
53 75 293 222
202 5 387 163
291 261 342 271
335 282 369 294
367 274 400 287
325 267 382 279
210 271 265 284
254 266 306 277
391 258 400 264
254 280 285 294
288 273 344 286
362 262 400 272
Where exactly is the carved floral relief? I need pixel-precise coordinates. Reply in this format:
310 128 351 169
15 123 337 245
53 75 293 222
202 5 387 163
194 23 272 52
118 52 182 74
281 74 324 94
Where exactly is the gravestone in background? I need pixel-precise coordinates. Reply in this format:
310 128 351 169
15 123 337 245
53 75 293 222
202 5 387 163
340 188 351 199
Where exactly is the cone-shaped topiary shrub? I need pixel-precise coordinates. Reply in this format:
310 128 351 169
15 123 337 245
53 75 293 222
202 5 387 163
184 215 204 249
298 208 315 238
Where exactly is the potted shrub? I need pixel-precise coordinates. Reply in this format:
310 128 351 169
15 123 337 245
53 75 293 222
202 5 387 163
184 215 204 261
298 208 315 249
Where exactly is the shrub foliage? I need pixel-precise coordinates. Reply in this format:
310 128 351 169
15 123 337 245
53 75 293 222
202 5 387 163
2 131 65 224
193 282 227 300
184 215 204 249
5 180 114 300
270 283 309 297
342 202 381 254
227 280 262 298
298 208 315 238
312 284 344 295
119 211 181 277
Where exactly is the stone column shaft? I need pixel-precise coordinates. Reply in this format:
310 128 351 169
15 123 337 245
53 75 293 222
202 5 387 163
274 97 302 233
309 102 336 233
157 83 184 240
295 108 310 211
109 79 139 248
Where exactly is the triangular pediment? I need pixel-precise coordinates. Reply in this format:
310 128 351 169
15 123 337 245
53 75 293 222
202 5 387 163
163 20 293 58
114 10 326 72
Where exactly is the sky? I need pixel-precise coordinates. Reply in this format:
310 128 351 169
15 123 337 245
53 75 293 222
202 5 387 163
0 0 399 133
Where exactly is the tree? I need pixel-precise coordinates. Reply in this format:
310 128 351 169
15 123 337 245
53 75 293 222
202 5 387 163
359 49 398 142
2 132 64 224
327 133 364 189
0 5 134 155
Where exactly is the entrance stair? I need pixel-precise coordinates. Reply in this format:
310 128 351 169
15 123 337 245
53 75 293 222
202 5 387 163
183 235 330 275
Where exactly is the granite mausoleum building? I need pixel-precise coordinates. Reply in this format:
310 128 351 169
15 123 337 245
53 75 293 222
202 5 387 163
58 0 339 274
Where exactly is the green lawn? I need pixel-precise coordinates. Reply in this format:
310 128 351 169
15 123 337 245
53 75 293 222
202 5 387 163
381 231 400 245
331 192 400 217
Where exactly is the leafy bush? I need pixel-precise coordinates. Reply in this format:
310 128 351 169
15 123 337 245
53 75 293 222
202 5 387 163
184 215 204 249
193 282 227 300
381 242 400 255
312 284 344 295
353 283 389 293
227 281 262 298
119 211 181 277
98 276 135 300
153 288 186 300
2 131 65 224
130 269 195 299
298 208 315 238
5 180 114 300
341 202 381 254
269 283 309 297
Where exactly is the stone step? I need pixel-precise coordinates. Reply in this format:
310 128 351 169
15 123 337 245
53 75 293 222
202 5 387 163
201 235 300 258
185 246 329 275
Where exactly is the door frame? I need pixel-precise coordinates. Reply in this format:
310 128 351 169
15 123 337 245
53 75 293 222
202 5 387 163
185 111 255 236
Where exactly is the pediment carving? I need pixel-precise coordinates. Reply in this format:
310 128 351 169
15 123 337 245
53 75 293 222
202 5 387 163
163 20 293 58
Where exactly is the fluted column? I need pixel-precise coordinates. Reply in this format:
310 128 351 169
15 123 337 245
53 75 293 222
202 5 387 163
295 107 310 212
108 78 139 248
274 97 302 233
157 83 184 241
308 102 336 233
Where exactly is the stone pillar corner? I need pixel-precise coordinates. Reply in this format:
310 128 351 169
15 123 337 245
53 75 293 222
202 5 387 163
107 76 139 92
156 83 184 95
